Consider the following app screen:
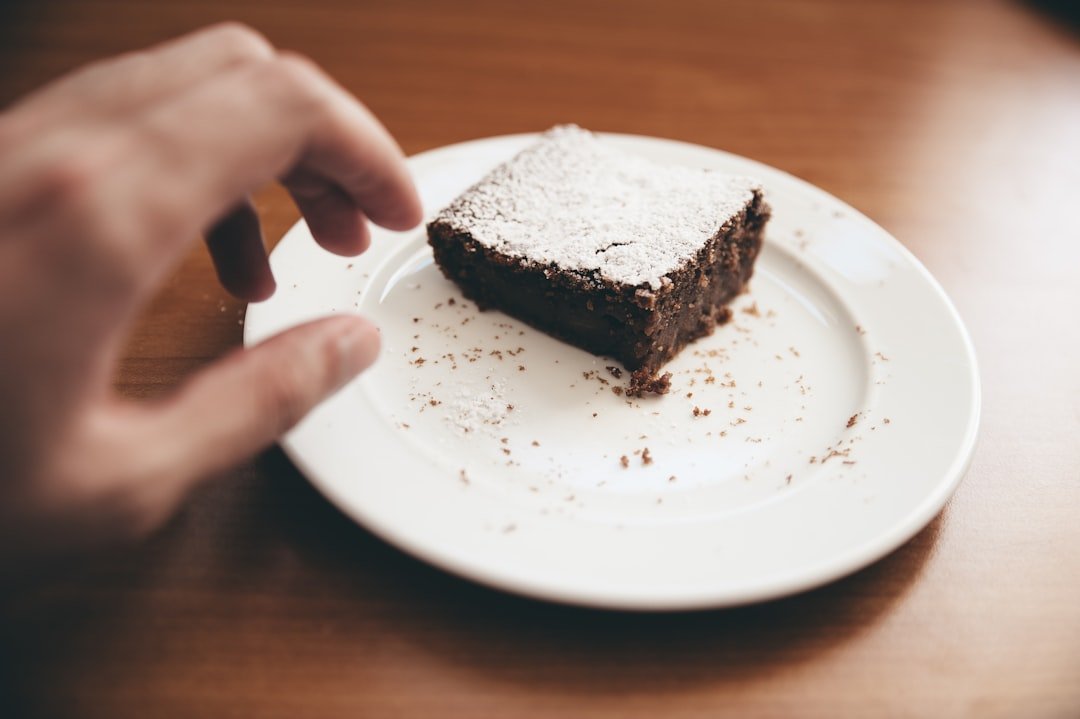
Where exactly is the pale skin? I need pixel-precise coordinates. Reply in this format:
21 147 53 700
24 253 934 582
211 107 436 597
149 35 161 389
0 24 423 566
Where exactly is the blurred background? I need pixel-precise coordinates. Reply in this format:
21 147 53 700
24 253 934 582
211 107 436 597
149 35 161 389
2 1 1077 200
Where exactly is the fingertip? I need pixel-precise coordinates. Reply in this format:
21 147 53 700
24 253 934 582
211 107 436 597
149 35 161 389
386 193 425 232
205 200 276 300
365 174 424 232
288 182 372 256
243 273 277 302
313 215 369 257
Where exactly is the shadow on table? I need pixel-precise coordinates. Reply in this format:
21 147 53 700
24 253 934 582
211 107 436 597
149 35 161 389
256 447 945 695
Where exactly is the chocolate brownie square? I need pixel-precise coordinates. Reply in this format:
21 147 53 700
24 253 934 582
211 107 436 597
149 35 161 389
427 125 770 395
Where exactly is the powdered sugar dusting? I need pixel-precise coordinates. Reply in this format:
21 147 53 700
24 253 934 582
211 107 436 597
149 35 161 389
434 125 761 290
445 381 516 437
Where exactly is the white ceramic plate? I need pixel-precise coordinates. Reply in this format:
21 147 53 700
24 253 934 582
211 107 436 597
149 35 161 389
244 133 979 611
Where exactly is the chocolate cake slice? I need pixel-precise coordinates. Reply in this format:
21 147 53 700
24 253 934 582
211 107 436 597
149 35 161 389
427 125 770 396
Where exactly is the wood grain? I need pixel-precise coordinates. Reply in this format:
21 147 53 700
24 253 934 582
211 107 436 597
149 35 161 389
1 1 1078 717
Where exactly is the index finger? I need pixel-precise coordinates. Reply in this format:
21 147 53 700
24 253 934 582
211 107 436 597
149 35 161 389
125 53 422 260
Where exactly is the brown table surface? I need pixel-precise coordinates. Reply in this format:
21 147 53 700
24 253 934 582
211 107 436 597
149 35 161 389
2 1 1078 717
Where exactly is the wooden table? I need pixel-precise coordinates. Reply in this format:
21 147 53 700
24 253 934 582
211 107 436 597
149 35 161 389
2 1 1078 716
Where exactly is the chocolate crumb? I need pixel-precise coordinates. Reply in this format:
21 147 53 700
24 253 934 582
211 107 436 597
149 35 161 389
626 370 672 397
641 447 653 465
606 365 623 379
459 469 470 485
821 448 850 463
620 455 629 468
668 475 677 482
846 413 859 429
612 386 624 396
785 474 793 484
531 440 540 447
742 302 760 317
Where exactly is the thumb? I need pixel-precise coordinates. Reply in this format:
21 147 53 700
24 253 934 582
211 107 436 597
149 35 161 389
155 314 379 484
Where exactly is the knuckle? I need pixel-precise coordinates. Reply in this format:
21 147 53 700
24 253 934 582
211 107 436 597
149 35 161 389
205 22 275 62
276 51 324 82
30 146 146 295
267 52 331 105
34 151 104 209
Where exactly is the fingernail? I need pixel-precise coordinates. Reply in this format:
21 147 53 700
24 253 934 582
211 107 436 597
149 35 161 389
336 318 380 388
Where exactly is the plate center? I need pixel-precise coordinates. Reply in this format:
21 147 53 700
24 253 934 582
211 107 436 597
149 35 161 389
357 234 871 524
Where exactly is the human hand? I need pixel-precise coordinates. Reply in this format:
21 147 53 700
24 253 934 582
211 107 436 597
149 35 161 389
0 23 422 564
